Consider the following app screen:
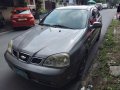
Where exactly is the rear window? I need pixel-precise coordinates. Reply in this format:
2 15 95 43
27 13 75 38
15 10 31 14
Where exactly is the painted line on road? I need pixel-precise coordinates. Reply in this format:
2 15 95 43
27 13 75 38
0 30 13 36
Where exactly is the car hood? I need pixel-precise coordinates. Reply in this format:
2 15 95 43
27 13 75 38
13 25 86 56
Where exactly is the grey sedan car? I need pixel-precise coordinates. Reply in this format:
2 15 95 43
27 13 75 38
4 6 102 87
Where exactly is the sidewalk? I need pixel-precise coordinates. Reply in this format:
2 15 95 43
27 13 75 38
0 24 12 33
86 19 120 90
35 19 39 24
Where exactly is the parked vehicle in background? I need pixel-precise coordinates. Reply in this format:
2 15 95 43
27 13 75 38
5 5 102 87
96 3 103 10
102 3 108 9
11 7 35 28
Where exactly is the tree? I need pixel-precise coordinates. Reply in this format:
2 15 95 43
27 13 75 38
107 0 119 7
36 0 42 13
112 0 119 6
35 0 42 19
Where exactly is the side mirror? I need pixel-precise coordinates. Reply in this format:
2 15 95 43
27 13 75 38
39 13 48 23
38 10 52 24
38 18 42 24
92 22 102 28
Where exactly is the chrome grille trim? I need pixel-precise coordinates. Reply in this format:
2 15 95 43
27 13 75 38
12 49 18 58
18 52 30 63
12 49 43 65
31 57 43 64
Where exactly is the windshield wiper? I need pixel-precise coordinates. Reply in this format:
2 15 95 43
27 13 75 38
39 24 74 29
39 23 52 27
51 24 73 29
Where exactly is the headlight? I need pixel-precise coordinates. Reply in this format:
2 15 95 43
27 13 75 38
7 40 13 53
43 53 70 68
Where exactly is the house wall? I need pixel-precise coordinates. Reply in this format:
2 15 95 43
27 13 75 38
41 0 57 10
1 7 13 21
26 0 36 9
1 0 36 20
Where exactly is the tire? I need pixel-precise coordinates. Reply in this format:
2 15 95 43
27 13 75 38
13 27 18 30
77 51 88 78
96 29 101 41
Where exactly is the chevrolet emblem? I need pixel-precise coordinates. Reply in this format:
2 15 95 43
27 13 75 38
21 55 26 59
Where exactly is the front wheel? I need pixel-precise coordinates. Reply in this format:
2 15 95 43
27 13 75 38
77 52 88 78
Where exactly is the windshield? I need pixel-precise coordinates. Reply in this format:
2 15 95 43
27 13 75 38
15 10 31 14
40 9 88 29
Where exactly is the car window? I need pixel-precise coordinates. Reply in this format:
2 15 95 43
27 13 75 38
15 10 31 14
40 9 88 29
92 10 96 18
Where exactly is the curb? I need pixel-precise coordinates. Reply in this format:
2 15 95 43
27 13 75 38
0 30 13 36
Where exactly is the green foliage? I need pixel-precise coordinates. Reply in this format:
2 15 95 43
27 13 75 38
92 19 120 89
23 2 28 7
112 0 119 5
36 0 48 13
39 8 48 14
36 0 42 13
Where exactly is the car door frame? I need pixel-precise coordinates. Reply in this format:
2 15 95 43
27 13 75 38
86 8 102 50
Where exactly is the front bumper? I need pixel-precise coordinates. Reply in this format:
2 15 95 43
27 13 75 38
4 51 72 87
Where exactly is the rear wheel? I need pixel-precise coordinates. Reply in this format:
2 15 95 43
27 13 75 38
96 29 101 41
13 27 18 30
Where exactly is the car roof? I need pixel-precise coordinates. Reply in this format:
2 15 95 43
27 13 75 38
56 5 96 11
13 7 30 10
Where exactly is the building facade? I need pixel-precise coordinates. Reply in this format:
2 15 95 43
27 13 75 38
0 0 36 20
0 0 87 20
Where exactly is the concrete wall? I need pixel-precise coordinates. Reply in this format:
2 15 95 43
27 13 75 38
27 0 36 9
1 7 13 21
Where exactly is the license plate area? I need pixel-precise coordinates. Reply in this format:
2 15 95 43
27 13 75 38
13 67 28 79
18 18 27 21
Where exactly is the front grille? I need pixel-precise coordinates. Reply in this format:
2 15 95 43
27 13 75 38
19 52 29 62
31 58 42 64
12 49 43 64
13 50 17 57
